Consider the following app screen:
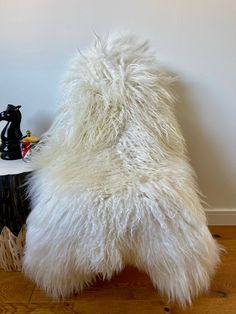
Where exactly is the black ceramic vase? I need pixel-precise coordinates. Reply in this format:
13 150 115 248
0 104 23 160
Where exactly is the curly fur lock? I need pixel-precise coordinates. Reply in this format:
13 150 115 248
23 33 220 307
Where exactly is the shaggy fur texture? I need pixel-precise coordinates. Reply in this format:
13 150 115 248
23 33 220 306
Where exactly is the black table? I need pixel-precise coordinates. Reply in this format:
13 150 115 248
0 160 32 270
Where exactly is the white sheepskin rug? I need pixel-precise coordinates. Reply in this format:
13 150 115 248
23 33 220 306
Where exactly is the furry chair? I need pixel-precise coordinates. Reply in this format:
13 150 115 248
23 33 220 306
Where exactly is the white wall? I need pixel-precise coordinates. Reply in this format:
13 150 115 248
0 0 235 208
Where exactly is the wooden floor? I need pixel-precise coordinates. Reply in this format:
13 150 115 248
0 226 235 314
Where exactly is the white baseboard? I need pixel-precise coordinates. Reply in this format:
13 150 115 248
206 208 236 225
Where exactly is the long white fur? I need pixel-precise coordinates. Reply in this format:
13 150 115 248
23 33 220 307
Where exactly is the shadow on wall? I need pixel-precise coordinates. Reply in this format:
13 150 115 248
174 81 236 209
27 110 53 136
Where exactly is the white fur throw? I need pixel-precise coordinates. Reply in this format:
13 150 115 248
23 33 220 306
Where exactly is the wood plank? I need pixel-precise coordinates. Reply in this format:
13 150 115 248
0 303 74 313
72 300 169 314
209 225 236 240
0 270 34 303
